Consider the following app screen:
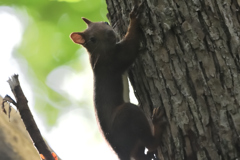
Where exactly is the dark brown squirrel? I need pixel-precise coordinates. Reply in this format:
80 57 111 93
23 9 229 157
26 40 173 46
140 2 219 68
70 4 165 160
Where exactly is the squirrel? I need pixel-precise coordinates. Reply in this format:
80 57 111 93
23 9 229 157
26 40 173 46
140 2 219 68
70 4 166 160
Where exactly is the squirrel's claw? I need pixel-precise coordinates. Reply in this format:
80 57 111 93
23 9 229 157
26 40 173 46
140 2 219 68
130 2 144 19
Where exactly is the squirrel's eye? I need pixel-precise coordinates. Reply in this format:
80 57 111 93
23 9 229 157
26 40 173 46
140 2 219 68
104 22 109 25
90 37 96 43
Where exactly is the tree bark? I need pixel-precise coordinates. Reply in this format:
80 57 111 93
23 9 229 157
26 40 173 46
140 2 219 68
106 0 240 159
0 96 40 160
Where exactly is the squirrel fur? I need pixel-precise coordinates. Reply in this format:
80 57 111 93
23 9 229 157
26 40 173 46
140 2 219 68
70 4 165 160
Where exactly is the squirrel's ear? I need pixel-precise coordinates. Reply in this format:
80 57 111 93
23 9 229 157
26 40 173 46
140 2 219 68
70 32 85 45
82 17 92 25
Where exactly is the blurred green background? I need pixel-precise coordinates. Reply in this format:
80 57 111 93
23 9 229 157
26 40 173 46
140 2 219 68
0 0 108 125
0 0 122 159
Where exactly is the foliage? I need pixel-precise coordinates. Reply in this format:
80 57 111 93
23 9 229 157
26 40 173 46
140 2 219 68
0 0 108 125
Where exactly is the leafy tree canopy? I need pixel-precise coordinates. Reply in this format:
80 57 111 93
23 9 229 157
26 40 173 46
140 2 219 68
0 0 108 125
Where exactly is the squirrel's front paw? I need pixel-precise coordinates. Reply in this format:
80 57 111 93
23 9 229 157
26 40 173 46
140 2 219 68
130 2 144 20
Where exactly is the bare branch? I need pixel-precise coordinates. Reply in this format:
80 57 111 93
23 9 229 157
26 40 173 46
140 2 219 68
2 74 55 160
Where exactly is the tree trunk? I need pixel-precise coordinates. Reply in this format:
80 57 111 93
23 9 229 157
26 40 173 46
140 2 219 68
106 0 240 159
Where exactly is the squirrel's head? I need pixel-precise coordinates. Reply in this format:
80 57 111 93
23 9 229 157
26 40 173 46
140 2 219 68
70 18 117 54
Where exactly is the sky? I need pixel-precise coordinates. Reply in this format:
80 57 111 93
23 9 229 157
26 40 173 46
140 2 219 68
0 7 138 160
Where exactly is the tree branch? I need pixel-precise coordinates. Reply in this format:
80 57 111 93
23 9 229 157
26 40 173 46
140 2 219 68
2 74 55 160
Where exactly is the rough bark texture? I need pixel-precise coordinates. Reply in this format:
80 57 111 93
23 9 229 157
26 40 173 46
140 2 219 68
106 0 240 159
